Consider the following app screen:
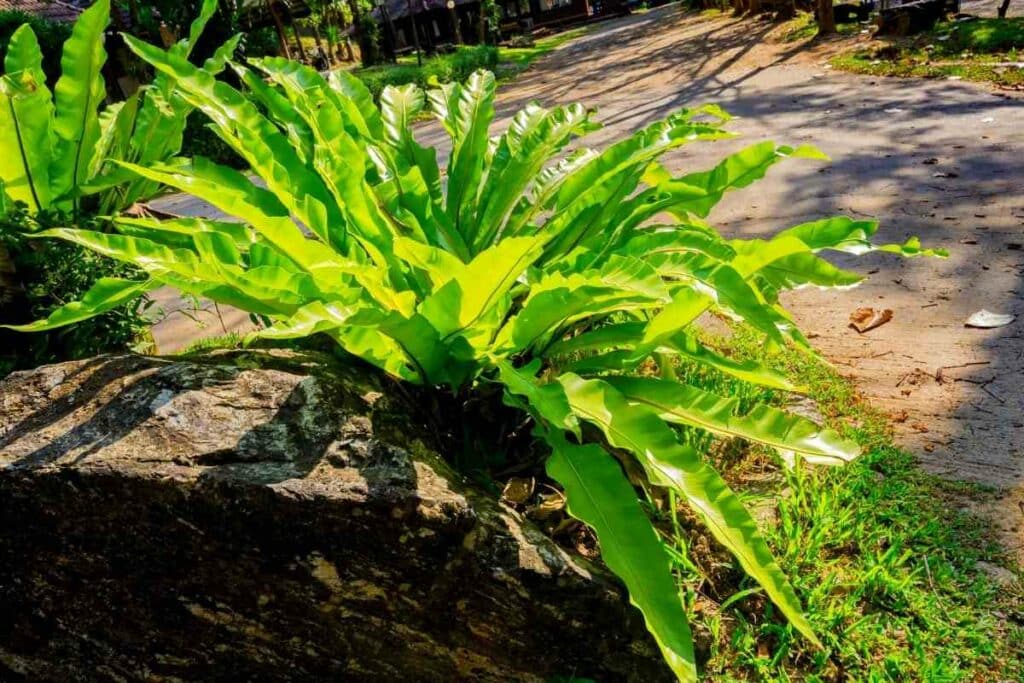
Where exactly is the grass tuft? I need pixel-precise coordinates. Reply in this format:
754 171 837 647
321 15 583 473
180 331 245 355
665 325 1023 680
779 10 866 43
831 17 1024 88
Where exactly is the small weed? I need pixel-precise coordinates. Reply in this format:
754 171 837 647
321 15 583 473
180 331 245 355
780 12 818 43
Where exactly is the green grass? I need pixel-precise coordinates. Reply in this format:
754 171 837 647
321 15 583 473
832 53 1024 87
496 26 595 79
180 331 244 355
944 16 1024 54
346 26 595 101
661 326 1023 680
832 17 1024 88
780 10 867 43
352 44 500 100
780 11 819 43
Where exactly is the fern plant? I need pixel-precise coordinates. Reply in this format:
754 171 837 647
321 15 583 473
8 45 943 679
0 0 237 218
0 0 237 371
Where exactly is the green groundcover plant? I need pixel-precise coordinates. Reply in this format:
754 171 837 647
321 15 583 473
7 42 944 678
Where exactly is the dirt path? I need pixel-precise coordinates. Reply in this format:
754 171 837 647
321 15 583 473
153 7 1024 557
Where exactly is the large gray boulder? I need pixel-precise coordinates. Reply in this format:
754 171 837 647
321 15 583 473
0 352 669 682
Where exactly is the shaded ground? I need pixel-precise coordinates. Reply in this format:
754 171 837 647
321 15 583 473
153 5 1024 559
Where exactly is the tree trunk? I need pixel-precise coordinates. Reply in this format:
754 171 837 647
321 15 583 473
749 0 761 14
776 0 796 19
382 5 399 61
347 0 362 59
311 20 326 55
997 0 1010 17
328 8 344 61
126 0 141 33
266 0 292 58
450 6 464 44
280 3 309 61
348 0 377 67
817 0 835 34
291 23 309 60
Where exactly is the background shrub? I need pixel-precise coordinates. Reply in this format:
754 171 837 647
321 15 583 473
181 115 248 169
356 45 499 99
239 25 280 59
0 207 152 378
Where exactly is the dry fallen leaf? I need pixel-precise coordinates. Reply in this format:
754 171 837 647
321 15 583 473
501 477 535 505
849 307 894 333
529 491 566 520
892 410 909 423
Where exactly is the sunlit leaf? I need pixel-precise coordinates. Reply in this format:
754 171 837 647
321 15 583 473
559 374 821 647
544 430 697 682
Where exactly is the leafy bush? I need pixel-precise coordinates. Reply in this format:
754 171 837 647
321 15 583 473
0 206 151 377
14 47 944 680
0 0 235 372
112 0 278 64
238 25 280 60
0 10 70 88
0 0 238 217
355 45 499 100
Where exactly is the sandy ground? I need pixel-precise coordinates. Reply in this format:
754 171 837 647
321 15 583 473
152 6 1024 558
